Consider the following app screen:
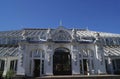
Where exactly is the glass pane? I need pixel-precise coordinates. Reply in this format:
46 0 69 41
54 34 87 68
42 60 44 74
10 60 14 70
80 60 83 74
15 60 18 71
42 52 45 58
0 60 5 71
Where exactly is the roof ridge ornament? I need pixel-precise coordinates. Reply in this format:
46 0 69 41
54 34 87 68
86 27 89 31
57 26 65 30
59 20 62 26
57 20 65 29
72 28 76 40
22 30 26 40
46 28 51 40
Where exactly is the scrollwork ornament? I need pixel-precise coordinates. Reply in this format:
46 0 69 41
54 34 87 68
48 45 52 50
48 54 51 65
74 53 77 65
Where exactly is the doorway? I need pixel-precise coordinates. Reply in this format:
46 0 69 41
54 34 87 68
53 48 72 75
33 59 40 77
83 59 89 75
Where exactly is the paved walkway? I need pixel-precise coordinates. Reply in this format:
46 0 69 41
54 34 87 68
32 75 120 79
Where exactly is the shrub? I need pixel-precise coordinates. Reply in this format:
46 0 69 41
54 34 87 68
5 70 15 79
0 71 3 76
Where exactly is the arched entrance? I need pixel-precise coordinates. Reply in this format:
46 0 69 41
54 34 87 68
53 47 72 75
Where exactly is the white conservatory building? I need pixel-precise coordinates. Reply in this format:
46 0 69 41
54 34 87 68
0 26 120 77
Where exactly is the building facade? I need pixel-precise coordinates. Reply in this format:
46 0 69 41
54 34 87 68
0 26 120 77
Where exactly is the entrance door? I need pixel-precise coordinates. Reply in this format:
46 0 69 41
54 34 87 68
83 59 88 75
53 48 72 75
33 59 40 77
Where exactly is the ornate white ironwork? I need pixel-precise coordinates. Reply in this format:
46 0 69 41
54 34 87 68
52 30 71 41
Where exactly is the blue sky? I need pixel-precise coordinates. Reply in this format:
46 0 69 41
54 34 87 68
0 0 120 33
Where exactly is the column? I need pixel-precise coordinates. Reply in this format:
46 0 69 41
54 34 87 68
0 60 1 69
87 50 91 75
40 57 42 76
86 60 90 75
3 58 10 76
108 56 113 74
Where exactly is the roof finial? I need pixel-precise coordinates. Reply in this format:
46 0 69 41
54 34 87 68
59 20 62 26
86 27 88 31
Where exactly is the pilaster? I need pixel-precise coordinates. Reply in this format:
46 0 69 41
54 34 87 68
16 44 25 76
44 44 53 75
71 45 80 75
94 45 99 74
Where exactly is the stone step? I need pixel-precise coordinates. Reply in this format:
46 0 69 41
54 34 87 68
25 75 120 79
